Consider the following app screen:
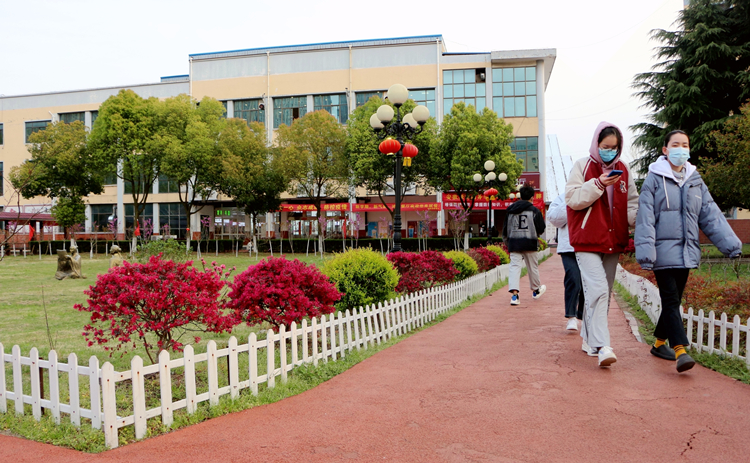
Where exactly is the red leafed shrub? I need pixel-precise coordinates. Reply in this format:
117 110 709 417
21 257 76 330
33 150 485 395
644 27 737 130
76 256 234 363
227 257 341 331
388 251 459 294
466 247 501 273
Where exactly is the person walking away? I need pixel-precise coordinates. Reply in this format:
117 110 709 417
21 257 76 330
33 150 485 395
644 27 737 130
566 122 639 367
503 184 546 306
548 193 584 331
635 130 742 373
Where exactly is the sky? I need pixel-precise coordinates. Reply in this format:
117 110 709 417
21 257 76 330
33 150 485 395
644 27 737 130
0 0 686 164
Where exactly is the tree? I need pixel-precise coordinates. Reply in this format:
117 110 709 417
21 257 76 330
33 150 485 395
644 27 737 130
89 89 161 239
275 110 349 217
346 96 437 218
702 101 750 210
157 95 226 249
426 103 521 247
631 0 750 175
9 120 104 238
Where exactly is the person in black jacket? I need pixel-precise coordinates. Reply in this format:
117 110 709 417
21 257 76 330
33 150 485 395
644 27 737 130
502 184 546 306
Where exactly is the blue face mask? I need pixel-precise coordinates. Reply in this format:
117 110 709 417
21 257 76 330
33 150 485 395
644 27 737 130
668 147 690 166
599 148 618 163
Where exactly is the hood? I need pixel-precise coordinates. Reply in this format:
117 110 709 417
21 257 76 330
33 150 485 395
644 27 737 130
589 121 624 167
649 156 697 182
506 200 536 214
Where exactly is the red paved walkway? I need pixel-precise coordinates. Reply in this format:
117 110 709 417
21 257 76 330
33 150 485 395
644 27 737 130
3 253 750 462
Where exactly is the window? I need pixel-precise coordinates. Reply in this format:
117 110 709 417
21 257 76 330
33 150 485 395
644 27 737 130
314 94 348 124
221 101 228 118
158 174 179 193
443 69 486 115
355 91 385 108
90 204 115 233
492 67 537 118
408 89 436 118
103 170 118 185
25 120 50 143
511 137 539 172
0 123 3 145
159 203 187 238
273 96 307 128
59 112 85 124
124 204 153 233
0 162 3 196
234 99 264 124
91 110 99 127
124 174 150 195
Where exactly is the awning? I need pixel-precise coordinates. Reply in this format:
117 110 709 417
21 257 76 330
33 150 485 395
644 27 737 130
0 212 57 223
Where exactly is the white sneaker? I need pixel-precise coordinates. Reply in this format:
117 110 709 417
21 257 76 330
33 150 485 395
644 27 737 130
566 318 578 331
598 346 617 367
582 340 598 357
532 285 546 299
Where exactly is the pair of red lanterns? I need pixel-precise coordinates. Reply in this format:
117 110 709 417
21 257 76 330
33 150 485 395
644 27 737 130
378 138 419 166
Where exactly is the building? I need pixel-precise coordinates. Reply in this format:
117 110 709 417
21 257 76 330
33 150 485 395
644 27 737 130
0 35 556 242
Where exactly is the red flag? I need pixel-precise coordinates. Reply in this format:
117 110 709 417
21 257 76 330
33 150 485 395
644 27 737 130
29 226 34 241
134 224 141 237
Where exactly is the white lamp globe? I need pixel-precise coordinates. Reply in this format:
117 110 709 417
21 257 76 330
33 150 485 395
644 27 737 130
498 172 508 182
403 113 418 129
473 173 482 183
412 105 430 123
387 84 409 106
484 160 496 172
377 105 395 123
509 193 516 199
486 172 497 181
370 113 384 129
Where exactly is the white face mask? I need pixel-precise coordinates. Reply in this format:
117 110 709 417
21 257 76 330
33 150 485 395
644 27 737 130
668 147 690 166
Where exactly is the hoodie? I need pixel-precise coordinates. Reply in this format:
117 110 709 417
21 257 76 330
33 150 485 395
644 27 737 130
502 199 546 253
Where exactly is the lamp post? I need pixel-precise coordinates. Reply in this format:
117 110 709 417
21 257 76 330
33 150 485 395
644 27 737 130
473 160 507 245
370 84 430 252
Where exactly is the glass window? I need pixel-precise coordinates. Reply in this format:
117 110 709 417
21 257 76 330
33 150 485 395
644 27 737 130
159 203 188 239
355 91 384 107
0 161 3 196
273 96 307 128
443 69 486 114
454 85 464 98
91 110 98 127
492 66 538 118
90 204 115 233
454 70 464 83
234 99 265 124
25 120 50 143
443 70 453 84
103 170 117 185
408 88 436 118
221 101 228 118
511 136 539 172
59 112 85 124
0 123 3 145
464 69 474 82
124 204 153 233
465 84 476 98
158 174 179 193
314 93 348 124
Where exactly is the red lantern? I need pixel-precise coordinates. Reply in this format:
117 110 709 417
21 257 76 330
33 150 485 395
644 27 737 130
402 143 418 166
379 138 401 155
484 188 498 198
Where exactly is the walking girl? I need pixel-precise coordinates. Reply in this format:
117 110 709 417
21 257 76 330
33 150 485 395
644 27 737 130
566 122 639 367
635 130 742 373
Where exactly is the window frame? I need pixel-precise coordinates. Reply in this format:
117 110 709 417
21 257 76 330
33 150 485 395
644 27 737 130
273 96 307 128
492 66 537 118
313 93 349 124
233 99 265 124
442 69 486 115
24 120 51 143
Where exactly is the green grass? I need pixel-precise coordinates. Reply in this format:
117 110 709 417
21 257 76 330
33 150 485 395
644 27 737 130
0 254 540 451
700 243 750 259
614 281 656 346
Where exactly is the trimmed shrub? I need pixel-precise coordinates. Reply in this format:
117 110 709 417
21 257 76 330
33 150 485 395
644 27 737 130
444 251 479 280
135 238 188 263
228 257 341 331
486 245 510 264
388 250 459 293
466 247 500 273
538 237 548 251
321 248 399 310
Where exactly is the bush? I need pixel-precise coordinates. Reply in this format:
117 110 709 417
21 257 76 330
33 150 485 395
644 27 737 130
444 251 479 280
321 248 399 310
538 237 548 251
134 238 188 263
76 256 233 363
466 247 501 272
486 245 510 264
388 250 459 293
227 257 341 331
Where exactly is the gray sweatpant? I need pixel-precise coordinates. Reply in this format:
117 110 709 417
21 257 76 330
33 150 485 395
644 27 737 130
508 251 541 294
576 252 620 348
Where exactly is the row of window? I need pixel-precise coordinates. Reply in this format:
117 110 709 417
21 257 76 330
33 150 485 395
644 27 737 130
90 203 188 238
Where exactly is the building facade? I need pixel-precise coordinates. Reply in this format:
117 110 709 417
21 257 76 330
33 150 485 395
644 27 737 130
0 35 556 242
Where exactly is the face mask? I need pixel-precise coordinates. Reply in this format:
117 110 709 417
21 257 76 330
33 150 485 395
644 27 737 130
668 147 690 166
599 148 618 163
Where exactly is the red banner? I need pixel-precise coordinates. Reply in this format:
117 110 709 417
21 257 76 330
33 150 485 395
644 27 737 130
279 203 350 212
352 202 441 212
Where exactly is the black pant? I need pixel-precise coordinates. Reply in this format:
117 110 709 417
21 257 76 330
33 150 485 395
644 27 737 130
560 252 584 319
653 268 690 347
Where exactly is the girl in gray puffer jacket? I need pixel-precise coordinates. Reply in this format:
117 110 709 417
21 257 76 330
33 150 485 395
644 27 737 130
635 130 742 373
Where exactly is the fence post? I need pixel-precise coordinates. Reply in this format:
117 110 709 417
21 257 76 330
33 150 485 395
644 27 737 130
279 326 288 384
686 307 694 348
302 319 309 364
338 311 346 358
228 336 240 398
0 343 6 414
345 310 353 353
184 345 197 413
290 322 299 366
720 312 728 353
697 309 705 353
312 318 319 367
68 353 80 427
708 311 716 355
207 341 219 406
89 356 101 429
48 350 60 424
159 350 173 427
101 362 118 449
131 356 146 439
30 348 41 420
732 315 741 358
249 333 258 396
266 330 276 388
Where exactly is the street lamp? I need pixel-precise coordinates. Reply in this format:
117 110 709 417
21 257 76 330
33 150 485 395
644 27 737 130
370 84 430 252
473 160 507 245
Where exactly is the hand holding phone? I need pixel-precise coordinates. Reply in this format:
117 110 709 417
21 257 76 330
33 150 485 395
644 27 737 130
607 170 623 178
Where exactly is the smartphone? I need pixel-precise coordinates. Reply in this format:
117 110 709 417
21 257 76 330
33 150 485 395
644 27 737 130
607 170 623 177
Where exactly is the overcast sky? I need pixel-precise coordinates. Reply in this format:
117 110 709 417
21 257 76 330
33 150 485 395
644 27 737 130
0 0 685 163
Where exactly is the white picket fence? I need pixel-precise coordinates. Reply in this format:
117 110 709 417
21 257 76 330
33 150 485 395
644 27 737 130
0 249 551 449
616 264 750 365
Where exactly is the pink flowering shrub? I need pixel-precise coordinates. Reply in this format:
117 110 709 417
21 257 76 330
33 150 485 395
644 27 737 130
227 257 341 331
76 256 234 363
466 247 501 273
387 250 459 294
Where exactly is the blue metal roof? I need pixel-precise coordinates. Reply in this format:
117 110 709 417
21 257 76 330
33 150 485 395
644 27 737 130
190 35 444 60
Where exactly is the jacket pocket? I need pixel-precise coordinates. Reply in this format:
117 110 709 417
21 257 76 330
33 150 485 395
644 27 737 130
581 208 592 229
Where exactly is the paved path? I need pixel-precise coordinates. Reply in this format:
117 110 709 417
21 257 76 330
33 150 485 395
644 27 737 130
4 253 750 462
